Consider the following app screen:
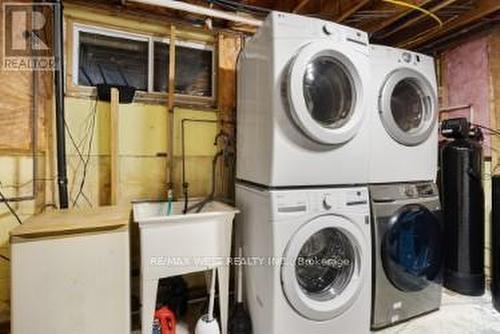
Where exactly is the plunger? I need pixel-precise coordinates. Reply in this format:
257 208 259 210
228 247 252 334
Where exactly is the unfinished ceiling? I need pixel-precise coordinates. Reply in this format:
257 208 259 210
71 0 500 52
116 0 500 53
226 0 500 50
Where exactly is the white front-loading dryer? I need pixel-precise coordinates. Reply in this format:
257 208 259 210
369 45 439 184
237 11 370 187
235 183 371 334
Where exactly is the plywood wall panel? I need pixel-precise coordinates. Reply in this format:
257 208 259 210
0 71 33 151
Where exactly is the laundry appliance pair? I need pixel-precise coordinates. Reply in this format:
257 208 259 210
235 11 442 334
368 45 444 330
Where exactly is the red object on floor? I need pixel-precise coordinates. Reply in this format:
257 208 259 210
155 306 176 334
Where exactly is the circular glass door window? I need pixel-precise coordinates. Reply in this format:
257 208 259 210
303 56 355 129
295 227 356 301
379 69 437 146
281 215 365 321
382 204 442 292
285 41 365 145
391 79 426 133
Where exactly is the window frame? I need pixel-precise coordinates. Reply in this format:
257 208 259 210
150 37 216 97
69 22 217 105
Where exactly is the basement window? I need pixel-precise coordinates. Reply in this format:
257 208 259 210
75 28 149 91
153 41 214 97
73 24 216 100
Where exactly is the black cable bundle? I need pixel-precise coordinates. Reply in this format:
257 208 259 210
228 248 251 334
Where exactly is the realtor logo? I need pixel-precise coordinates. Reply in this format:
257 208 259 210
3 2 57 71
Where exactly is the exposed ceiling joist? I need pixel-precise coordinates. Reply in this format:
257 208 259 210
337 0 371 22
130 0 263 26
399 0 500 49
378 0 461 39
99 0 500 51
358 0 434 32
293 0 313 13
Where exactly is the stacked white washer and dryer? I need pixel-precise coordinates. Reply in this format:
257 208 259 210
368 46 444 330
236 11 372 334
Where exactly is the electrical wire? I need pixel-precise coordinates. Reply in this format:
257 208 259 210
382 0 443 27
65 117 93 207
210 0 270 13
72 97 99 207
472 123 500 137
0 188 23 225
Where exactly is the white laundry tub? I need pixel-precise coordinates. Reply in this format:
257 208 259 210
132 200 238 334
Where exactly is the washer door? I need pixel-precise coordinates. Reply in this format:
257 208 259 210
286 41 364 145
281 215 365 321
379 69 437 146
382 204 442 292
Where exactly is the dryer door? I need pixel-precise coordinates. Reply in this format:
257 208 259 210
281 215 365 321
379 68 437 146
382 204 443 292
286 41 365 145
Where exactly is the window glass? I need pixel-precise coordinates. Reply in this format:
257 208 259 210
78 31 148 91
77 28 215 98
153 43 213 97
153 41 169 92
175 45 213 97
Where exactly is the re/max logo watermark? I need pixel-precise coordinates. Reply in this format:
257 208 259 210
3 2 57 71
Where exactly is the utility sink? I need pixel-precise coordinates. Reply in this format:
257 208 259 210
133 200 238 225
132 200 239 277
132 200 239 334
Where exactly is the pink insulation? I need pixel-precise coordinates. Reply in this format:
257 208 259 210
442 36 491 155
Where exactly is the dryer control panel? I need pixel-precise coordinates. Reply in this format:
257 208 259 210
371 182 439 202
273 187 370 217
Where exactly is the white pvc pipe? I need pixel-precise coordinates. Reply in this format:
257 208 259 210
130 0 263 26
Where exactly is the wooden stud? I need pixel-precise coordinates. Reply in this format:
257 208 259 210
488 30 500 175
110 88 120 205
293 0 313 13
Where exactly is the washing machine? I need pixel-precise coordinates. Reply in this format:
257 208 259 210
235 183 371 334
237 11 370 187
369 45 439 184
370 182 443 330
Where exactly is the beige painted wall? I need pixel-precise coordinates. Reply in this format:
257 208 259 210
64 97 218 208
0 99 219 321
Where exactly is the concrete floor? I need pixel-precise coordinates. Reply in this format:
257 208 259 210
378 289 500 334
136 289 500 334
